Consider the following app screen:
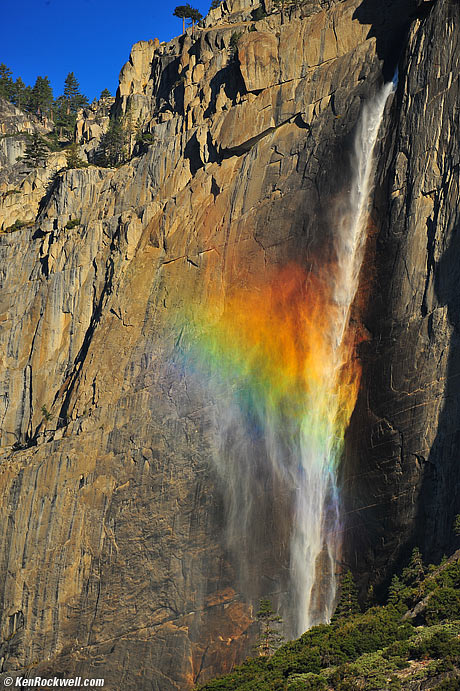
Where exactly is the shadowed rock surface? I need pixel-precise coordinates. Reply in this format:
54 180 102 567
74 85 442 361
344 0 460 591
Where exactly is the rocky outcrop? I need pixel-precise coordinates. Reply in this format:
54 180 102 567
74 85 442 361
75 96 115 160
0 98 60 230
1 0 457 688
344 0 460 587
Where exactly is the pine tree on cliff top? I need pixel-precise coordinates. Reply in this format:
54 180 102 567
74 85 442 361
11 77 28 110
0 63 14 101
173 4 201 33
29 75 53 115
189 7 203 25
63 72 88 113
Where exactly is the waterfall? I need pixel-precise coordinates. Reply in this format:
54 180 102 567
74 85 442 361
179 78 396 639
290 79 396 635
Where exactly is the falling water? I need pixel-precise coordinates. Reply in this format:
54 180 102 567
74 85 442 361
291 79 396 634
178 78 396 638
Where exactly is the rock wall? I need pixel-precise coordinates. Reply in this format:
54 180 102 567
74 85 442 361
1 0 456 687
345 0 460 587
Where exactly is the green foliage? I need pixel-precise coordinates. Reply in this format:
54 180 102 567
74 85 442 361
364 584 376 610
251 6 267 20
63 72 88 111
331 571 360 621
329 651 401 690
65 218 81 230
0 63 14 100
28 75 53 115
0 65 33 111
254 599 284 657
434 680 460 690
454 514 460 536
54 72 88 141
287 673 327 690
41 405 52 421
10 77 30 110
210 0 221 8
97 117 127 167
0 67 91 149
409 628 460 661
388 575 405 607
425 587 460 624
189 7 203 24
433 560 460 590
272 0 303 9
195 552 460 691
401 547 425 586
136 130 156 147
173 4 202 32
3 219 28 233
99 88 112 99
229 31 243 56
65 142 87 169
196 607 413 690
43 131 64 152
20 132 50 168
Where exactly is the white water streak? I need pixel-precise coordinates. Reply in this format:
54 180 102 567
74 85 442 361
291 80 395 635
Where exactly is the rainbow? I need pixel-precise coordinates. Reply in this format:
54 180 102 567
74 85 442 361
178 259 361 632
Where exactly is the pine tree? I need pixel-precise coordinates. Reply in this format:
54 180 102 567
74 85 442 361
402 547 425 586
28 76 53 115
332 571 360 621
387 575 404 606
97 117 127 167
10 77 28 110
63 72 89 112
173 4 200 32
0 63 14 101
53 73 89 141
65 142 87 169
210 0 221 8
253 599 284 657
454 515 460 537
99 88 112 99
21 132 50 168
189 7 203 25
364 584 375 610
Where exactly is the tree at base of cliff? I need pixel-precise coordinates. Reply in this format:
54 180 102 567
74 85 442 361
401 547 425 587
20 132 50 168
253 599 284 657
387 575 404 607
331 571 361 622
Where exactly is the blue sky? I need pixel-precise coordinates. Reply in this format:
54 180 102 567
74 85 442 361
3 0 212 101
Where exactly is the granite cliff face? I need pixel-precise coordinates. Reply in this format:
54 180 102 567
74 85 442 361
345 0 460 587
0 0 457 687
